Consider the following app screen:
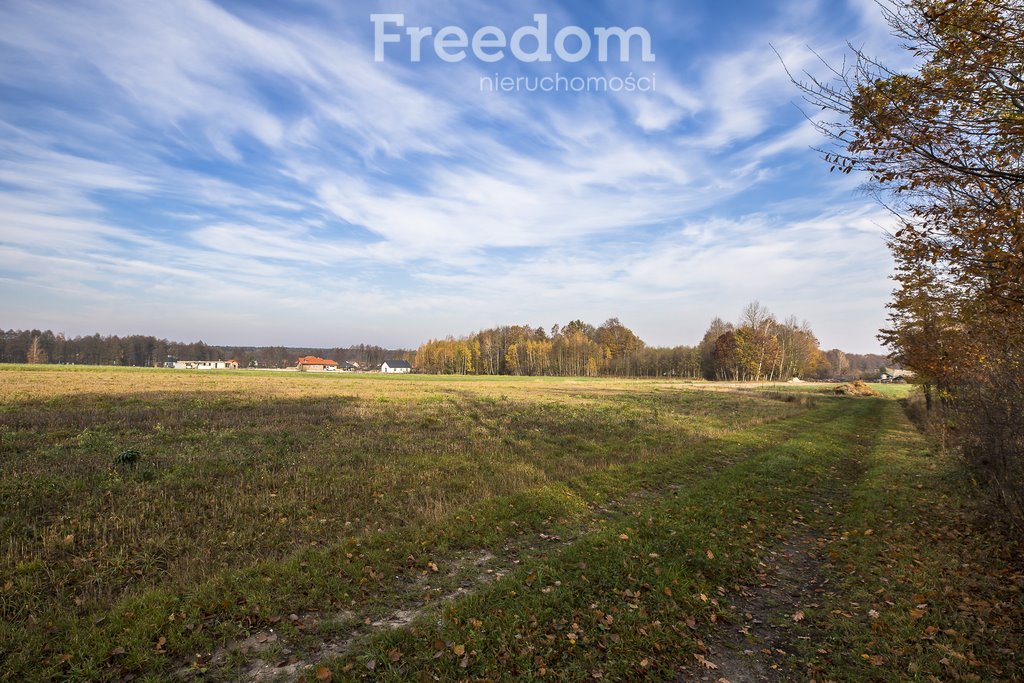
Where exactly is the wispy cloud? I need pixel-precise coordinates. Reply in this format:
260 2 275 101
0 0 903 351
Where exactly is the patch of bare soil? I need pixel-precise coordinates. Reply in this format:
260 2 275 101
677 486 856 683
679 532 831 682
178 528 584 682
176 549 501 682
178 453 807 681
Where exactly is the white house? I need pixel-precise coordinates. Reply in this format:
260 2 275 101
381 360 412 374
171 360 236 370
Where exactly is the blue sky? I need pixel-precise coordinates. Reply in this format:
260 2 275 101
0 0 907 352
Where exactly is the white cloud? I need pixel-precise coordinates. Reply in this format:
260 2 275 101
0 0 899 352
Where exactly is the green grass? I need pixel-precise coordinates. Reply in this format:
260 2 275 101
0 368 800 680
804 401 1023 681
0 367 1018 681
320 397 883 681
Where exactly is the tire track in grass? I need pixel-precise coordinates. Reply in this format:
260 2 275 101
228 398 882 681
680 399 884 682
805 401 1024 682
188 397 852 681
367 397 886 681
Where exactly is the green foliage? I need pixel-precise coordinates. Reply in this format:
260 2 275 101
112 448 141 468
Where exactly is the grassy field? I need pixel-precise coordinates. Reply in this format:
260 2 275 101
0 366 1019 681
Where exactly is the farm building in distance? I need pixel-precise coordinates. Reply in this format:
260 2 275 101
381 360 412 374
165 358 238 370
880 367 915 383
297 356 338 372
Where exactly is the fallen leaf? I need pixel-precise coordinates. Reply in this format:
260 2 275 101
909 608 927 620
694 653 719 670
315 665 333 681
792 611 805 622
706 549 715 560
388 648 402 662
618 534 630 541
453 644 466 656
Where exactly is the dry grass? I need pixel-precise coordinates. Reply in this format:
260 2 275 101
2 366 1018 683
832 380 882 397
0 365 802 679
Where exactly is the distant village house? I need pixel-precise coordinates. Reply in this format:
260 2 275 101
297 356 338 372
380 360 412 374
165 358 238 370
880 367 915 383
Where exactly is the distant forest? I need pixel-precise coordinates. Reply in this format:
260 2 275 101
0 328 411 370
3 304 891 379
415 303 890 380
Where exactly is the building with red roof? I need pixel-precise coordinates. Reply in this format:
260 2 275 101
296 356 338 372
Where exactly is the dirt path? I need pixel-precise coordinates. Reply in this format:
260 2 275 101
178 548 510 681
678 461 865 682
680 532 831 682
178 405 871 682
178 533 584 681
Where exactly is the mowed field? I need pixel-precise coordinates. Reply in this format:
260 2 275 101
1 366 1021 682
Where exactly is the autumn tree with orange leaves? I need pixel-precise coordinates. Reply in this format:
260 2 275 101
796 0 1024 515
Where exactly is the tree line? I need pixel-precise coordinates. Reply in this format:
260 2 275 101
415 318 670 377
3 310 887 381
415 304 889 380
796 0 1024 516
0 329 409 369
